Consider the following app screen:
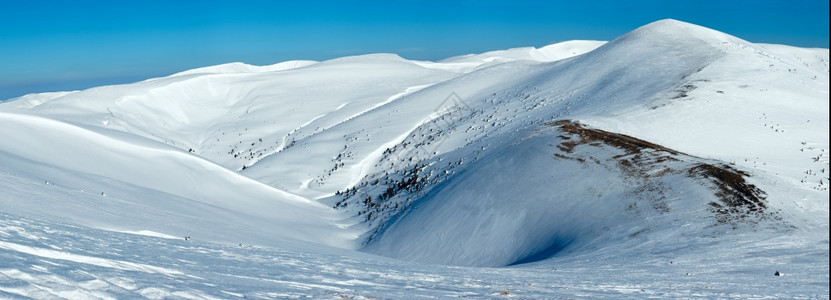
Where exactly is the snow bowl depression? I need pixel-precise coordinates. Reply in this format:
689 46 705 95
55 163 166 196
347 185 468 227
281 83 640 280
356 120 780 267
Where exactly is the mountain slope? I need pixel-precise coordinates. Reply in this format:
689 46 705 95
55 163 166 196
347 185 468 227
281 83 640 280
363 120 781 267
0 112 358 248
326 19 827 266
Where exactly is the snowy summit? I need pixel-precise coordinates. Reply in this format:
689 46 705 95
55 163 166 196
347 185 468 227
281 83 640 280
0 19 828 298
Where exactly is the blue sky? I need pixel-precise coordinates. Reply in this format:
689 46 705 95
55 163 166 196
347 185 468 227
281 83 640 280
1 0 828 100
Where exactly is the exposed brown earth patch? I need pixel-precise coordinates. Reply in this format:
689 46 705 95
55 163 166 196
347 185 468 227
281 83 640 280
549 120 773 228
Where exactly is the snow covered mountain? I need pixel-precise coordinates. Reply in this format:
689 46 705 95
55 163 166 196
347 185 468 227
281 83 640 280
1 19 828 298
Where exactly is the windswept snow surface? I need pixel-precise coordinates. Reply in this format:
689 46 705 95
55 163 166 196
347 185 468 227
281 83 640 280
1 19 828 298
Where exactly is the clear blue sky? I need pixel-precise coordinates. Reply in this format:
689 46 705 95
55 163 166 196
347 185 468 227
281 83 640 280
1 0 828 100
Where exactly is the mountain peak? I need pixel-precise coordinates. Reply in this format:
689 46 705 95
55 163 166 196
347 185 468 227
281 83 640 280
617 18 743 46
645 18 691 27
638 18 710 33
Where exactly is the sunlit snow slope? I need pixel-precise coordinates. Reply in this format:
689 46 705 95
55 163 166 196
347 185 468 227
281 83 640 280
1 19 827 298
337 19 829 267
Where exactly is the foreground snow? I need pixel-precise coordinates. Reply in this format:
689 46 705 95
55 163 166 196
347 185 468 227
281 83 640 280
1 213 826 299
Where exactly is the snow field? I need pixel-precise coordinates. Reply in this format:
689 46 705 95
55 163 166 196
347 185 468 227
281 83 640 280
0 19 827 298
